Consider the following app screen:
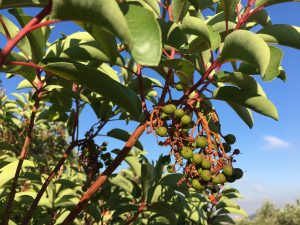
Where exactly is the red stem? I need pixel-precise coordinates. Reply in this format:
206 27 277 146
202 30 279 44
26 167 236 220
61 123 146 224
1 78 43 225
0 1 52 66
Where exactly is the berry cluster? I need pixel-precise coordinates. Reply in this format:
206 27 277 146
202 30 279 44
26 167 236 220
151 103 243 191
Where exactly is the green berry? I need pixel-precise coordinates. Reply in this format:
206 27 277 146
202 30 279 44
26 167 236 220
224 134 236 145
196 136 208 148
155 127 168 137
233 168 243 179
162 155 171 165
167 164 174 173
191 179 203 190
213 174 226 184
161 112 169 120
222 165 233 177
201 170 212 181
175 82 184 91
222 143 231 153
226 176 236 183
181 114 192 125
201 158 211 169
162 104 176 115
197 167 203 174
174 109 185 118
192 154 204 165
180 146 193 159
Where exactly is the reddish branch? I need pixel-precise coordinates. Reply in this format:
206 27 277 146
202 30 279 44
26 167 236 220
125 200 147 225
0 1 52 66
2 79 43 225
61 123 146 224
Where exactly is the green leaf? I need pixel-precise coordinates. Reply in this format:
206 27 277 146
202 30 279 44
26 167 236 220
107 128 143 150
171 0 190 23
45 31 121 65
227 102 254 128
180 16 221 50
0 15 31 57
246 9 272 27
263 46 283 81
257 24 300 50
125 155 142 178
221 0 239 21
219 30 270 75
217 207 248 217
78 23 119 64
210 214 235 224
43 60 142 120
0 142 15 151
141 163 154 195
109 174 135 194
213 86 278 120
216 198 240 209
9 8 47 63
0 160 35 187
148 202 178 224
121 4 162 66
256 0 300 8
160 59 194 89
143 0 160 16
51 0 131 48
0 0 47 9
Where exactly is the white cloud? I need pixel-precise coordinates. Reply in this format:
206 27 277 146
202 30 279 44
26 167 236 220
262 135 291 150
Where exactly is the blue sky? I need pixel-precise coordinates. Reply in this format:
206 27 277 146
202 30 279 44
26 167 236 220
1 2 300 215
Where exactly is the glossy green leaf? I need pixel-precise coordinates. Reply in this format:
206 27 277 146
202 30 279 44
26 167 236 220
0 15 31 57
45 32 121 65
217 207 248 217
180 16 221 50
227 102 254 128
246 9 272 27
221 0 239 21
210 214 235 224
257 24 300 50
107 128 143 150
160 59 194 89
148 202 178 224
0 160 35 187
44 60 142 120
78 23 119 64
219 30 270 75
215 72 266 97
121 4 162 66
9 8 47 63
109 174 135 194
0 142 15 151
213 86 278 120
171 0 190 23
51 0 131 48
141 163 154 195
0 0 47 9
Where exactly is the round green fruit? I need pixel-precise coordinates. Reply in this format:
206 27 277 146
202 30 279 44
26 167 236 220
191 179 203 190
192 154 203 165
201 170 212 181
222 165 233 177
226 176 236 183
161 112 169 120
224 134 236 145
181 114 192 125
175 82 184 91
180 147 193 159
162 155 171 165
197 167 203 174
213 174 226 184
222 143 231 153
162 104 176 115
155 126 168 137
201 158 211 169
174 109 185 118
196 136 208 148
167 164 174 173
233 168 243 179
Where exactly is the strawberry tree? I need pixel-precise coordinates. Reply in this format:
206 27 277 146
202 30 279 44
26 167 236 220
0 0 299 224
